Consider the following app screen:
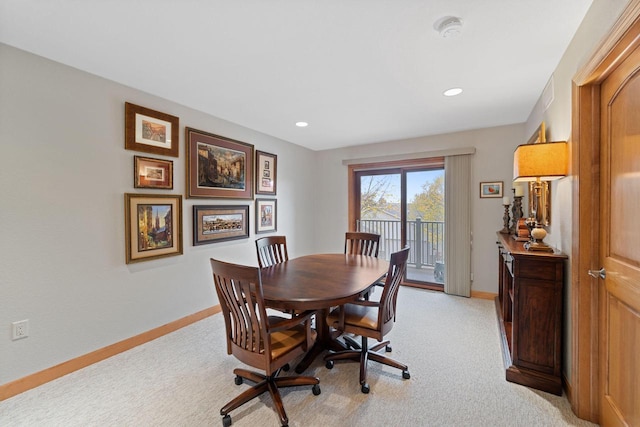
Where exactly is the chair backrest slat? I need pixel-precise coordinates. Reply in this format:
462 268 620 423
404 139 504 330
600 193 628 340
378 247 410 335
211 258 269 357
344 232 380 257
255 236 289 268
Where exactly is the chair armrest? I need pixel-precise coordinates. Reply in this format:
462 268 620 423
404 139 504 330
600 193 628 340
268 310 315 332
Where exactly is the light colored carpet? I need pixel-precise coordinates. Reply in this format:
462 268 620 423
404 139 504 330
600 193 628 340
1 288 597 427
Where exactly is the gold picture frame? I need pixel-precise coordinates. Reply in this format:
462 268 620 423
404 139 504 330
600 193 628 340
124 193 183 263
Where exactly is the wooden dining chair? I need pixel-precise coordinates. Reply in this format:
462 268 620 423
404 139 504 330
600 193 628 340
324 247 411 394
256 235 289 268
344 231 383 303
344 231 380 257
211 258 321 427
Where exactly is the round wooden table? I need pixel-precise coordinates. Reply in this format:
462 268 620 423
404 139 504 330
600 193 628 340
260 253 389 373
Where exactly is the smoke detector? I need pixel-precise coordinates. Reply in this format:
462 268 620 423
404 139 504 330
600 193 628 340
434 16 463 39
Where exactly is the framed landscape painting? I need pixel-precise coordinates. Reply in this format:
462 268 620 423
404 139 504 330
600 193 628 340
192 205 249 245
186 127 254 199
125 103 179 157
125 193 183 263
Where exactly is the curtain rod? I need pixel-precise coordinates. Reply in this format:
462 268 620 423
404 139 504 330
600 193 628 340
341 147 476 166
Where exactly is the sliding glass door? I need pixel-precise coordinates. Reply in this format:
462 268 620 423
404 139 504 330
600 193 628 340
355 165 445 288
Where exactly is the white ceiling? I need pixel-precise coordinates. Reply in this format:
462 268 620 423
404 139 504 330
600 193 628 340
0 1 593 151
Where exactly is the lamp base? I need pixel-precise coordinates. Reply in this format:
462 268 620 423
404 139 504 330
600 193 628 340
523 224 554 252
524 240 554 252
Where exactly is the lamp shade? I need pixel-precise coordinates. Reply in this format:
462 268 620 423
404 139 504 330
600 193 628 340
513 141 568 182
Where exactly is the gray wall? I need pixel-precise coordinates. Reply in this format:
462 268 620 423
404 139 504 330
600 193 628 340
1 0 630 391
0 43 318 385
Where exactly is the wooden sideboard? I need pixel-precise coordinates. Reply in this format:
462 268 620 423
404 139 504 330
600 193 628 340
495 232 567 395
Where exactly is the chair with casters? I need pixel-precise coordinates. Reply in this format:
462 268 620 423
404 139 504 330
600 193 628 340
344 231 380 257
255 235 289 268
255 235 300 318
210 258 320 427
324 247 411 394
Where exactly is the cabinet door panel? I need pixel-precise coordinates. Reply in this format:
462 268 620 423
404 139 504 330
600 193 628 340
513 278 561 373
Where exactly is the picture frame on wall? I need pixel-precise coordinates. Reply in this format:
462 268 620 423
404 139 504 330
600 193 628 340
479 181 503 198
192 205 250 245
124 193 183 264
186 127 254 199
255 150 277 195
255 198 277 234
134 156 173 189
125 102 179 157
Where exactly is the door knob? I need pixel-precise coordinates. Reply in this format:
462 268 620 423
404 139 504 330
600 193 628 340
587 268 606 279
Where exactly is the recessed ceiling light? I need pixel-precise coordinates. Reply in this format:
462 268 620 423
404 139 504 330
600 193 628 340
295 121 308 127
443 88 463 97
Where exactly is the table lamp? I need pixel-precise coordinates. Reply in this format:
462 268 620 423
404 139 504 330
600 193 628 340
513 141 568 251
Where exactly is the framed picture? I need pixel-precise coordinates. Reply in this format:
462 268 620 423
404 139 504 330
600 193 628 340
480 181 503 198
186 127 254 199
193 205 249 245
134 156 173 189
124 193 183 264
255 150 277 195
125 103 179 157
255 199 277 234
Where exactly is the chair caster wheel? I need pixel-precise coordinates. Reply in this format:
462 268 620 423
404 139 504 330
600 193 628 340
222 414 232 427
312 384 321 395
402 370 410 379
234 375 243 385
361 383 370 394
385 345 392 352
325 360 334 369
282 363 290 372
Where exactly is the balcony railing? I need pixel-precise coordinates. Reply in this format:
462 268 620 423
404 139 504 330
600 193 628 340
356 219 444 268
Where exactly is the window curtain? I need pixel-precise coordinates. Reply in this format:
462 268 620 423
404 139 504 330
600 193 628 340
444 154 472 297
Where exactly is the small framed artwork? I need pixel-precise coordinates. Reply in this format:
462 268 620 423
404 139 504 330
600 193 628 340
255 150 277 195
255 199 277 234
125 103 179 157
124 193 183 264
186 127 254 199
134 156 173 189
480 181 503 198
193 205 249 245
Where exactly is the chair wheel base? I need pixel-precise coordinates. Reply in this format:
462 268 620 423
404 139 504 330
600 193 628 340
222 414 232 427
402 370 410 379
385 345 392 352
312 384 321 395
325 360 334 369
361 383 370 394
234 375 243 385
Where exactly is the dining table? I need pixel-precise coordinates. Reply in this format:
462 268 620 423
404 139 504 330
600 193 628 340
260 253 389 373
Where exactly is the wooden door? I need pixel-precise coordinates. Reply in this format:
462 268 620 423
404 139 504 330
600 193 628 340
598 42 640 427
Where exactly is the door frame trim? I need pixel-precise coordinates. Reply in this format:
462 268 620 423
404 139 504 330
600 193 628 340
570 0 640 421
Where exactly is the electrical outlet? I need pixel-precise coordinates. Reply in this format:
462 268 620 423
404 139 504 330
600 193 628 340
12 319 29 340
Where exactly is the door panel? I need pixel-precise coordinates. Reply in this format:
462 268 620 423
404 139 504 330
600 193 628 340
599 42 640 427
